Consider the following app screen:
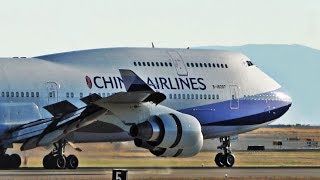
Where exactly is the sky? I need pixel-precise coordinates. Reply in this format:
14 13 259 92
0 0 319 57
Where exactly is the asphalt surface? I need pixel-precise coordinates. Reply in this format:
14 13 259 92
0 167 320 179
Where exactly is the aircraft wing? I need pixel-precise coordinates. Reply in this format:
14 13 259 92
1 69 166 150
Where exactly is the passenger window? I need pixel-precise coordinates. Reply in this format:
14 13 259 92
71 92 74 98
191 94 194 99
11 92 14 97
187 94 190 99
21 92 24 97
1 92 4 97
80 92 83 98
36 92 39 97
6 92 9 97
217 64 220 68
169 94 172 99
66 92 69 98
199 63 203 67
204 63 207 67
147 62 150 66
191 63 194 67
225 64 228 68
102 93 106 97
138 62 141 66
134 62 137 66
16 92 19 97
221 64 224 68
208 94 211 99
98 93 101 96
107 93 110 96
195 63 198 67
212 94 215 99
200 94 202 99
208 63 211 67
182 94 185 99
195 94 198 99
187 63 190 67
26 92 29 97
178 94 181 99
142 62 146 66
31 92 34 97
174 94 177 99
156 62 159 66
204 94 207 99
151 62 155 66
217 94 220 99
49 92 53 98
169 62 173 67
160 62 163 66
164 62 168 67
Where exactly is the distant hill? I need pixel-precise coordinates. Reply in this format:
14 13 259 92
195 44 320 125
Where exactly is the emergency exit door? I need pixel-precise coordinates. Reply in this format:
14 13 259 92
46 82 60 105
168 51 188 76
230 85 239 109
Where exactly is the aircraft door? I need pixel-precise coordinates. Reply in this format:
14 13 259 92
46 82 60 104
168 51 188 76
229 85 239 109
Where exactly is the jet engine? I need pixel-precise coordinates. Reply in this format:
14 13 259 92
130 113 203 151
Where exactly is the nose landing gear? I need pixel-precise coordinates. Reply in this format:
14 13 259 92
214 136 235 167
43 139 79 169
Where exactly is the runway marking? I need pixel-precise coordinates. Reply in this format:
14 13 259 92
0 167 320 179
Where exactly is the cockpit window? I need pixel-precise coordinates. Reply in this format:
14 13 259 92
246 61 254 66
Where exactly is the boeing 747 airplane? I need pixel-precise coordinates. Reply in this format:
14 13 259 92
0 47 292 169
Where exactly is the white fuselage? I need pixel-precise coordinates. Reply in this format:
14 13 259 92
0 48 292 142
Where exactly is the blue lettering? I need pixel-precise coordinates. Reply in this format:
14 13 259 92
179 78 190 90
198 78 206 90
102 77 114 89
189 78 198 90
94 76 104 89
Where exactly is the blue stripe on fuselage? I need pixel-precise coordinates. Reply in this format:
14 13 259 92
179 89 292 126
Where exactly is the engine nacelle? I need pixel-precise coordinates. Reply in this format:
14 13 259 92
149 140 203 157
130 113 203 149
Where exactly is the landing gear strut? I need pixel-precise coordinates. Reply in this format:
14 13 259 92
43 139 79 169
214 136 235 167
0 147 21 169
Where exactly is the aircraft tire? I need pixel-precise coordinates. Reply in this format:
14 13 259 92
223 153 235 167
54 154 66 169
10 154 21 169
214 153 225 167
66 155 78 169
43 154 52 169
0 154 10 169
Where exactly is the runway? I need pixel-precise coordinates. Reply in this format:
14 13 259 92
1 167 320 179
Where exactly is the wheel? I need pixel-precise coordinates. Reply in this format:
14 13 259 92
0 154 10 169
43 154 53 169
10 154 21 169
54 155 66 169
214 153 225 167
223 153 235 167
66 155 78 169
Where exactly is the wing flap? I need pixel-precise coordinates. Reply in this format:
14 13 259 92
44 100 78 116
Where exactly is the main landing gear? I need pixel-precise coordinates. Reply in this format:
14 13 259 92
0 147 21 169
214 136 235 167
43 139 79 169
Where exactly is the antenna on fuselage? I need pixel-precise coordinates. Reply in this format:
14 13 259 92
151 42 155 48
